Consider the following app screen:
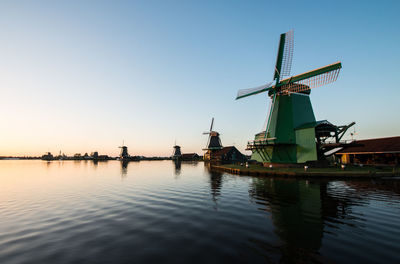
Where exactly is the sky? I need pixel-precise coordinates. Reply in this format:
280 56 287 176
1 0 399 157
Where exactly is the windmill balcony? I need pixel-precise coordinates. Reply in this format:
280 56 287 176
246 138 277 150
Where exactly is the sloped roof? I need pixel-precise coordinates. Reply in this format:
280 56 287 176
181 153 199 158
295 120 333 130
336 136 400 154
213 146 244 157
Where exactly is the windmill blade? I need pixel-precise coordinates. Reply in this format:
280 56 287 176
281 29 294 78
236 82 273 100
279 62 342 94
273 30 294 81
210 117 214 131
203 132 210 135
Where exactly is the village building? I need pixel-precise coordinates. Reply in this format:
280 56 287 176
209 146 246 163
335 136 400 165
181 153 201 161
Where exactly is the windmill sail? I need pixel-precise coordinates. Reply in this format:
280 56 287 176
236 82 273 100
274 30 294 81
279 62 341 94
280 29 294 77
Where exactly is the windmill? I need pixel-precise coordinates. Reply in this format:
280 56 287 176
236 30 354 164
119 140 129 160
172 140 182 160
203 118 223 161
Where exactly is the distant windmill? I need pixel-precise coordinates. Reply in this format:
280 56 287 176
203 118 223 161
236 30 354 164
119 140 129 160
172 141 182 160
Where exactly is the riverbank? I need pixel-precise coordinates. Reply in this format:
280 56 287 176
211 164 399 178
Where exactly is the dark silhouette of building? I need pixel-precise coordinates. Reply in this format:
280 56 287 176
172 145 182 160
41 152 53 160
119 146 129 159
209 146 246 163
335 136 400 165
203 118 223 161
181 153 201 161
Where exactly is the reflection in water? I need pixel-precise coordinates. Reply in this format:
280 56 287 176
1 160 400 264
204 163 223 205
173 160 200 178
248 178 366 263
173 160 181 177
120 160 129 177
346 180 400 197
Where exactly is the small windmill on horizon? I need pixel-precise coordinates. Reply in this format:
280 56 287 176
119 140 129 160
172 140 182 160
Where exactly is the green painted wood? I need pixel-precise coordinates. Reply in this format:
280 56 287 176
273 33 286 82
295 128 317 163
251 93 317 163
291 94 316 128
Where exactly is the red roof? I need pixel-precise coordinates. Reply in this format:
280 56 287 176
337 136 400 154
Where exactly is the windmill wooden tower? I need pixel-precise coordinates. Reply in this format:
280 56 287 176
236 30 353 164
203 118 223 161
172 142 182 160
119 141 130 160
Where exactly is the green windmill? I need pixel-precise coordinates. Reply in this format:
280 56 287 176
236 30 354 164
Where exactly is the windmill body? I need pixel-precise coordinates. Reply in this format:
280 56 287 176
203 118 223 161
237 30 353 164
119 142 130 160
172 145 182 160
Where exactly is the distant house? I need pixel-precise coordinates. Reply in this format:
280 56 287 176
42 152 53 161
210 146 246 163
335 136 400 165
181 153 201 161
97 155 109 160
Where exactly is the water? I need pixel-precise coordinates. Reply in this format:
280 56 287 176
0 160 399 263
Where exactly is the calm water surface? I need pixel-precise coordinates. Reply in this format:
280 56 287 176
0 160 399 263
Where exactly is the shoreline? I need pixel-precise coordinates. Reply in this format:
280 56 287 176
211 164 399 178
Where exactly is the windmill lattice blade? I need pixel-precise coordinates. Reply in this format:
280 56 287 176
236 82 273 100
210 118 214 131
281 68 340 94
279 62 342 94
280 29 294 78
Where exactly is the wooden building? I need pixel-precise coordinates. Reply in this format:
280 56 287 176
208 146 246 163
181 153 201 161
335 136 400 165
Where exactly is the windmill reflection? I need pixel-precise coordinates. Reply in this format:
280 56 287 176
249 178 360 263
120 160 129 177
204 163 224 206
173 160 181 177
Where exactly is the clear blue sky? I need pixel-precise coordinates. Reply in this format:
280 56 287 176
1 0 399 156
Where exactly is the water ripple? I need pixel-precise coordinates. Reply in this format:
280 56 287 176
0 160 400 263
